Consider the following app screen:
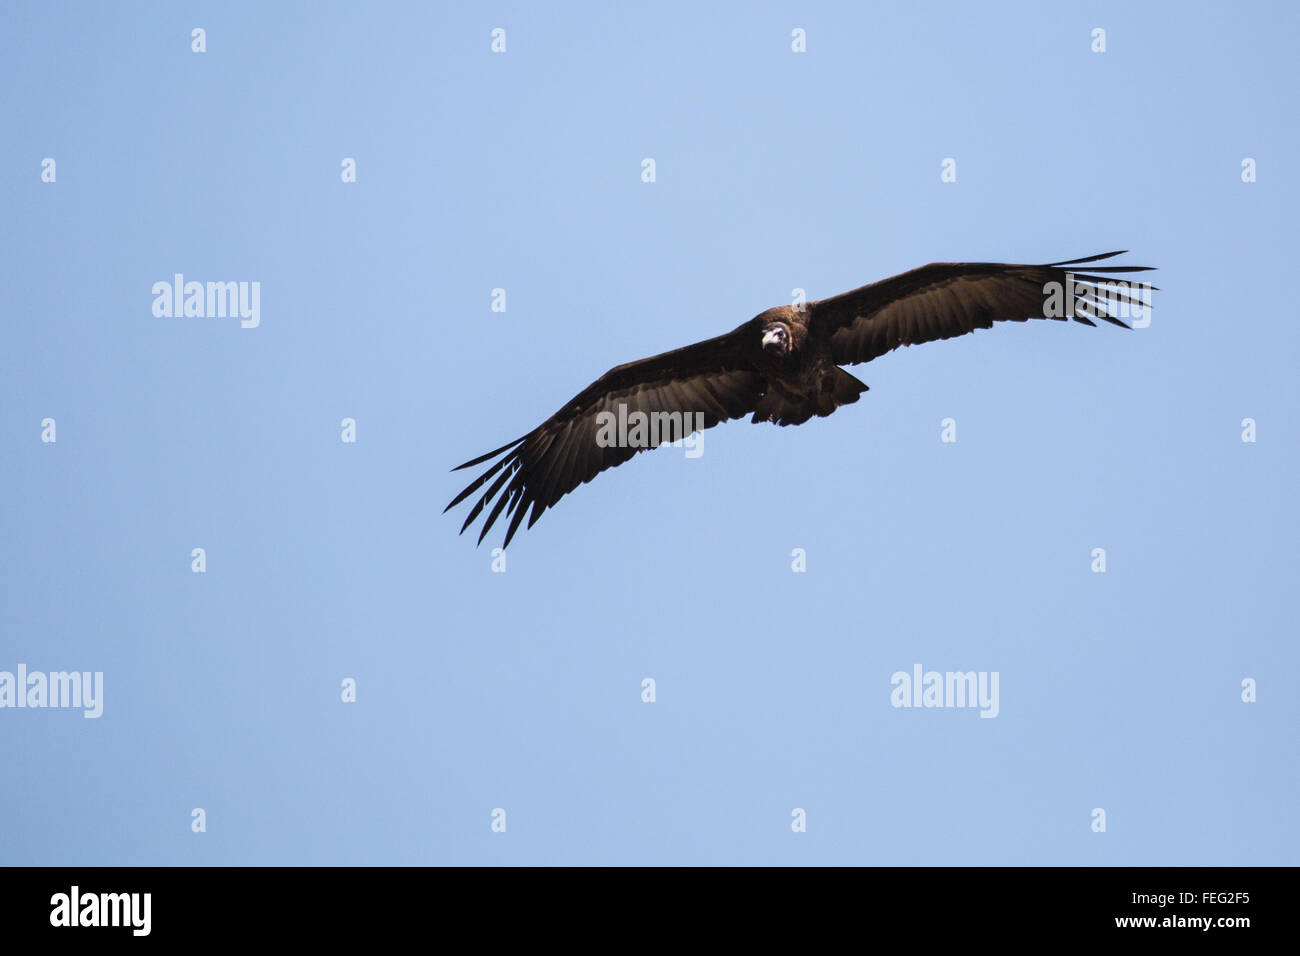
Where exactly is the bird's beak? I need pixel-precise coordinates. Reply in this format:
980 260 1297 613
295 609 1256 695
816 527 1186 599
762 328 785 352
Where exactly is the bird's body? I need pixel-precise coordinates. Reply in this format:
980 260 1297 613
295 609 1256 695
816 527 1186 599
749 304 868 425
447 252 1155 547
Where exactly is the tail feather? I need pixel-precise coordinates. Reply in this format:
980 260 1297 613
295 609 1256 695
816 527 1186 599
752 368 868 426
831 366 869 406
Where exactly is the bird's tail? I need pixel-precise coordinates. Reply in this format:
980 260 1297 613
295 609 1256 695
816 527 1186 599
753 368 868 426
830 366 869 407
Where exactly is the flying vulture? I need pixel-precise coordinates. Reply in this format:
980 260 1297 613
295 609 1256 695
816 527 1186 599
447 251 1154 547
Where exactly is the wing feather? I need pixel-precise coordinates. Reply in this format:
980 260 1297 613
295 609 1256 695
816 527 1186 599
447 326 765 547
813 251 1155 366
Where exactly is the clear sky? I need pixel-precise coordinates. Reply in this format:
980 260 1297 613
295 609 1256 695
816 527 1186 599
2 1 1296 865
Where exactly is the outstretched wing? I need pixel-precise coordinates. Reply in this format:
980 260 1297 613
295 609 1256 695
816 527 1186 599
811 251 1156 366
446 325 765 548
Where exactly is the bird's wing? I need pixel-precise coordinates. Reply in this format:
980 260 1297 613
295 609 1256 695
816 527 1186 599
446 325 765 548
810 251 1156 366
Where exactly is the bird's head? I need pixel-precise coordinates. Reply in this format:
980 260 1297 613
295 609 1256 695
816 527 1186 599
761 323 791 356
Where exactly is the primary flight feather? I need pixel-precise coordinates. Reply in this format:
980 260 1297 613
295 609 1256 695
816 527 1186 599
446 251 1155 547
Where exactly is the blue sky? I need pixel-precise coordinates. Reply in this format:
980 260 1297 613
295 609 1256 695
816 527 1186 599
2 1 1296 865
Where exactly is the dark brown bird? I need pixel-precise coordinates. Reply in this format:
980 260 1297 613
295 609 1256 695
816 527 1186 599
447 251 1155 547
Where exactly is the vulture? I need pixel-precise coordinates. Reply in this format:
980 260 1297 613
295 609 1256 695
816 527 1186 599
447 251 1155 547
